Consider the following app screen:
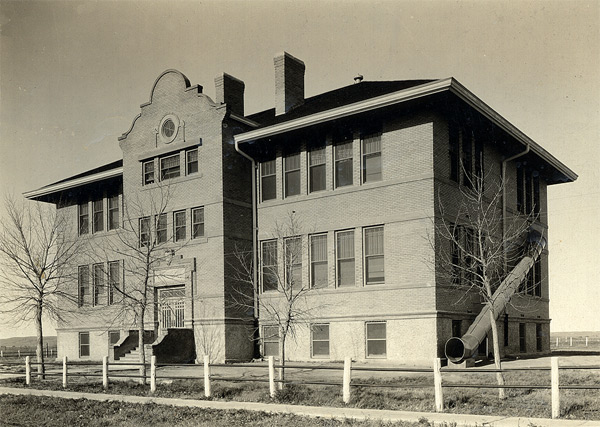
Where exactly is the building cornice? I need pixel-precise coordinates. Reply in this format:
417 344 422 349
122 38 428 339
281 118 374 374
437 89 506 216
235 78 577 182
24 167 123 200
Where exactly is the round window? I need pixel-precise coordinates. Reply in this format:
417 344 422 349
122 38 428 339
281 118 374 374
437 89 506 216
159 114 179 144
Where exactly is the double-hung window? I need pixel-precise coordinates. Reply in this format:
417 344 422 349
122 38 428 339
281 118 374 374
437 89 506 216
366 322 386 358
261 240 278 292
284 153 301 197
156 213 167 244
79 202 89 235
261 160 276 201
93 263 104 306
364 226 384 285
192 207 204 239
309 145 326 192
139 217 150 247
143 160 155 185
174 211 186 242
79 332 90 357
78 265 89 307
362 133 382 183
310 234 328 288
186 149 198 175
285 237 302 290
336 230 355 287
160 153 180 180
335 141 353 188
262 326 280 357
108 261 120 305
93 199 104 233
108 195 119 230
311 324 330 358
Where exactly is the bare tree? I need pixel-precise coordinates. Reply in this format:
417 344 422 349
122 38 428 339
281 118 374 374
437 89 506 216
94 184 185 383
433 171 539 399
230 212 321 389
0 196 81 377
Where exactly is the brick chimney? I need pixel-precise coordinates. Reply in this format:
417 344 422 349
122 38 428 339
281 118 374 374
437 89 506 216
215 73 245 116
274 52 305 116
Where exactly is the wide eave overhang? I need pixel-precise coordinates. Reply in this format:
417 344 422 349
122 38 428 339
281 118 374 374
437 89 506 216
24 166 123 200
235 78 577 184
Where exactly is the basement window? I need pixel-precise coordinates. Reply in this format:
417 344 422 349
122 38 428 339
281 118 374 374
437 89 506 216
366 322 386 358
79 332 90 357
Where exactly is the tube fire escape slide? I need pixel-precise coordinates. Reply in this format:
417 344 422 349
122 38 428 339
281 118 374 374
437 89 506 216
445 230 547 364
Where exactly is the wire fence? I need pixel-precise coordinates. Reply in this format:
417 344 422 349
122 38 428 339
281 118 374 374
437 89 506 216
1 355 599 420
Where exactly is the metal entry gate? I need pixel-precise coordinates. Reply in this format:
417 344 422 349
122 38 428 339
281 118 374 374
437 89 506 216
158 287 185 331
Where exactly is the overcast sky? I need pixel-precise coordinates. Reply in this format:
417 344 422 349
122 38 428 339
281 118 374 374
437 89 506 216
0 1 598 339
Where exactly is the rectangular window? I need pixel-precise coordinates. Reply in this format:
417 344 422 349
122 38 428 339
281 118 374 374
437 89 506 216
449 122 460 183
311 324 330 358
284 153 301 197
93 199 104 233
517 166 524 213
536 324 543 352
192 207 205 239
262 326 279 357
139 217 150 247
78 202 89 235
309 146 326 193
362 133 382 183
160 153 180 180
519 323 527 353
143 160 155 185
108 261 120 305
109 330 120 346
336 230 355 287
451 320 462 337
525 171 533 214
285 237 302 290
474 137 484 189
261 160 276 201
186 149 198 175
335 141 353 188
79 332 90 357
462 129 473 188
261 240 278 292
108 195 119 230
534 257 542 297
174 210 186 242
504 314 509 347
364 226 384 285
533 174 540 215
156 213 167 244
78 265 89 307
310 234 328 288
366 322 386 357
93 263 104 307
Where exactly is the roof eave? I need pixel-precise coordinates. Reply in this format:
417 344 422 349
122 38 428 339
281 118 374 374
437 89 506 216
24 167 124 200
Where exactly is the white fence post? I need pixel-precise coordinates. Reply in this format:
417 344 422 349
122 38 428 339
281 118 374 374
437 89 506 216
551 357 560 419
268 356 276 398
150 356 156 393
203 355 211 398
1 350 3 358
569 337 573 347
102 356 109 390
433 358 443 412
18 350 20 358
25 356 31 386
585 337 588 347
343 357 352 404
556 337 559 347
62 356 68 388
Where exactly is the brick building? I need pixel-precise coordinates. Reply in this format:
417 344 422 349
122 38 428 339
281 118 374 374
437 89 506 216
25 52 576 365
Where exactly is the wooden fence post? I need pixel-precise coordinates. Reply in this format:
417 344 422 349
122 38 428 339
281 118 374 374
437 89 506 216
433 358 443 412
150 356 156 393
585 337 588 347
62 356 68 388
569 337 573 347
18 350 20 358
102 356 109 390
25 356 31 386
1 350 3 358
343 357 352 404
203 355 211 398
268 356 276 398
556 337 559 347
551 357 560 419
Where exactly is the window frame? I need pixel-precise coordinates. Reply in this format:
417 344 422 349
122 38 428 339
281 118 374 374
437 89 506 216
108 261 120 305
261 239 278 292
78 202 89 235
309 145 326 193
156 213 167 244
191 207 205 239
109 330 121 346
361 132 382 184
108 194 120 231
93 263 105 307
262 325 280 357
260 159 277 202
334 140 353 188
78 265 89 307
143 160 155 185
139 217 150 247
160 153 181 181
186 148 198 175
310 234 328 289
79 332 90 358
174 210 187 242
311 323 330 358
364 226 385 285
284 236 302 290
335 230 355 288
284 152 301 198
366 321 387 358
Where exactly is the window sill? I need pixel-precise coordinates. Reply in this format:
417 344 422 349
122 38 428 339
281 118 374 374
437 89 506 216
141 172 203 190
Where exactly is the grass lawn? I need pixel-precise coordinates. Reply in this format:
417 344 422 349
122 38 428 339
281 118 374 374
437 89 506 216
1 368 598 420
0 395 431 427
